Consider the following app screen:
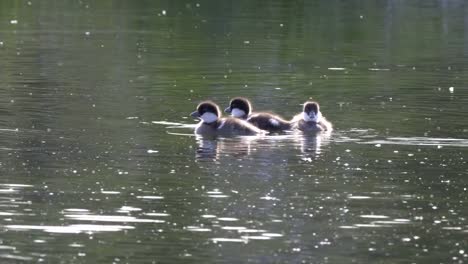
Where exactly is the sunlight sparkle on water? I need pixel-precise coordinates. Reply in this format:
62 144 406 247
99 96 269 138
348 195 372 200
65 214 165 223
217 217 239 221
136 196 164 200
117 206 142 213
238 229 267 233
201 214 216 218
144 212 170 217
212 238 247 243
221 226 246 230
5 224 135 234
260 195 280 201
185 226 212 232
360 215 389 219
101 191 120 194
242 236 271 240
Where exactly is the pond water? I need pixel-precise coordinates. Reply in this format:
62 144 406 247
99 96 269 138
1 0 468 263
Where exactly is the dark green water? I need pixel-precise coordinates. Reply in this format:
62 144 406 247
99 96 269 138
1 1 468 263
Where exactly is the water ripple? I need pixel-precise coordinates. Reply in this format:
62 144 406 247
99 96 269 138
359 137 468 147
4 224 134 233
64 214 165 223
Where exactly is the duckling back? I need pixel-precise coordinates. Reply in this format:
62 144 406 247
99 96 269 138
247 113 292 132
217 118 266 136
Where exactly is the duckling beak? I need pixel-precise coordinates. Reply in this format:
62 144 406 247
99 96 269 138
224 107 232 113
190 111 201 118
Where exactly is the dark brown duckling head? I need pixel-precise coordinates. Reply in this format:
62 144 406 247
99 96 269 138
302 101 322 122
191 101 221 124
224 97 251 119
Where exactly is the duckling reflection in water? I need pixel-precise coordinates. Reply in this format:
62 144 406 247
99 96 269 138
225 97 292 133
195 136 219 161
191 101 266 137
195 136 256 162
294 130 332 158
291 101 333 132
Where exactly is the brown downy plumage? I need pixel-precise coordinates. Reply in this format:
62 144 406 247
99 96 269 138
291 101 332 132
225 97 291 132
191 101 266 136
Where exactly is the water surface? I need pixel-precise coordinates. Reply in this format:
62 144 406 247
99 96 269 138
0 1 468 263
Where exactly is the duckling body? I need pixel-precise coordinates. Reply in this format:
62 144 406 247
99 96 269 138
247 113 291 132
191 101 264 136
292 101 332 132
225 97 291 132
292 118 330 132
194 118 264 136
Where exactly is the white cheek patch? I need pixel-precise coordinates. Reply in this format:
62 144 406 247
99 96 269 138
231 108 246 118
303 111 322 122
200 112 218 123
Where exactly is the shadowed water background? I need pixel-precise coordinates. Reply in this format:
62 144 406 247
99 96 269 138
1 1 468 263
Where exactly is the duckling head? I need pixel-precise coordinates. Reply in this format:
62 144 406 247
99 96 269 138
224 97 251 119
302 101 322 123
191 101 221 124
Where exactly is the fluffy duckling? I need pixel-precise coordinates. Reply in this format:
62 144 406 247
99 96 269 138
191 101 265 136
224 97 291 132
292 101 332 132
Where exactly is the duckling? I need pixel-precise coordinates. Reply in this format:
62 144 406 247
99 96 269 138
224 97 291 132
292 101 332 132
190 101 265 136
